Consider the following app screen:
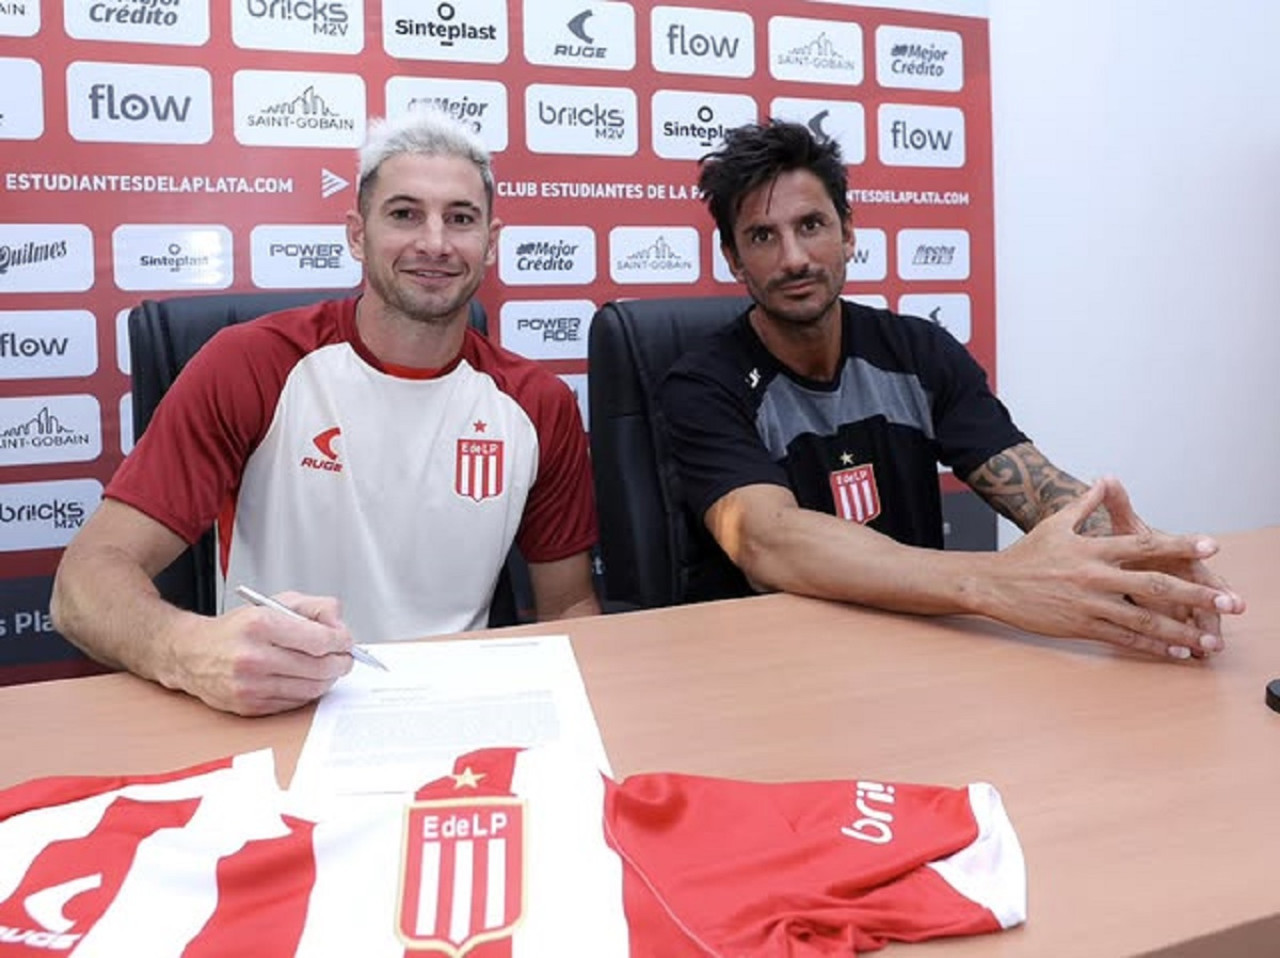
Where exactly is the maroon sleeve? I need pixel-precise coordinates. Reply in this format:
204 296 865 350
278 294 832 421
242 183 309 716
512 371 597 563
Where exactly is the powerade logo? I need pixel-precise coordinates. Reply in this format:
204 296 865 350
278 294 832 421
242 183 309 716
498 226 596 286
386 76 509 151
523 0 635 72
651 90 756 160
65 0 209 46
768 17 862 86
525 83 636 156
651 6 754 79
233 0 361 54
250 224 361 289
500 299 594 361
67 61 212 144
0 479 102 552
384 0 508 64
876 26 964 93
0 311 99 381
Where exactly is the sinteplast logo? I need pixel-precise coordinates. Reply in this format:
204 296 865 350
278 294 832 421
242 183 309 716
651 90 756 160
384 0 508 63
112 224 233 291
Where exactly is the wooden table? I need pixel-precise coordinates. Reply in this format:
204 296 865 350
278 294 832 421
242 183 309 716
2 527 1277 957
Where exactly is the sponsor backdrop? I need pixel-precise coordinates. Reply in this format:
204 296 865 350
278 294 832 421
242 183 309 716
0 0 992 683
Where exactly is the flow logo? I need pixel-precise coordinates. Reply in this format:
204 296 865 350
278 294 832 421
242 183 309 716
385 0 508 64
386 76 509 151
876 25 964 92
112 224 233 291
878 104 966 168
0 225 94 294
524 83 637 156
234 70 366 148
233 0 362 54
0 395 102 467
768 16 862 86
500 300 594 361
499 226 597 286
896 229 970 282
770 96 866 164
651 90 756 160
523 0 635 71
251 225 360 289
0 57 43 140
0 310 98 381
609 226 700 285
67 61 212 144
651 6 754 78
65 0 209 47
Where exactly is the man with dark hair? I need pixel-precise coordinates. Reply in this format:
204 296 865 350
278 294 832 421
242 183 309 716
660 119 1243 657
51 110 600 715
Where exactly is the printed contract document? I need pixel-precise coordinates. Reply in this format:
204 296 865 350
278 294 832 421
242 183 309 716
290 635 609 794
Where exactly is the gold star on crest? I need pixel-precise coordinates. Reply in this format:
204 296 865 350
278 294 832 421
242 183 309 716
450 766 486 789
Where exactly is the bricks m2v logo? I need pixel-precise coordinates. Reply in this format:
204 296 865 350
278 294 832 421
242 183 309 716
398 798 524 954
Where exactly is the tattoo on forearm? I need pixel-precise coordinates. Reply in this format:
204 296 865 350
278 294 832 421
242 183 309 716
964 442 1111 534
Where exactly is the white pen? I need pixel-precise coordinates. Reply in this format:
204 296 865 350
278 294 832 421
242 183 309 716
234 585 390 672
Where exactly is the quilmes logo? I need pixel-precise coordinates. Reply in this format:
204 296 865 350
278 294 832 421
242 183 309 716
770 96 866 164
896 228 970 282
876 25 963 92
112 225 233 291
500 299 593 361
651 90 756 160
0 0 39 37
65 0 210 47
0 225 94 294
846 228 887 282
386 76 509 151
67 61 212 144
609 226 699 285
0 396 102 467
878 104 965 168
251 224 361 289
233 0 362 54
234 71 366 148
0 479 102 552
768 16 862 86
0 57 43 140
651 6 754 78
498 226 596 286
384 0 508 64
0 311 98 381
523 0 635 71
899 293 972 344
525 82 636 156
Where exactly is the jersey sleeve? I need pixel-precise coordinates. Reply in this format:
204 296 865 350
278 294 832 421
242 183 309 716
660 362 790 522
106 323 298 544
514 374 598 563
603 770 1026 955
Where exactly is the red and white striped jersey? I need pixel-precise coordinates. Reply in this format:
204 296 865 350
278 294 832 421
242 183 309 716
0 747 1026 956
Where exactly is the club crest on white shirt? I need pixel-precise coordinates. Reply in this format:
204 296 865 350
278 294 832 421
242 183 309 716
830 461 881 524
455 421 505 503
397 797 525 956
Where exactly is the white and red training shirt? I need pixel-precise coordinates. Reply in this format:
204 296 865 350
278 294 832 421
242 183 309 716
0 747 1026 956
108 298 596 640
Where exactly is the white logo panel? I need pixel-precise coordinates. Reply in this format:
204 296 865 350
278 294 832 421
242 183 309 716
113 224 234 291
651 90 756 161
115 308 131 375
251 225 361 289
770 97 866 164
523 0 635 71
897 229 970 281
0 479 103 552
234 70 366 148
0 395 102 467
383 0 508 64
0 0 39 36
0 311 99 381
768 17 862 86
0 58 43 140
558 373 589 431
651 6 755 78
0 225 94 294
233 0 363 54
525 83 636 156
500 299 594 361
67 61 212 144
844 294 888 310
120 393 134 455
386 77 508 152
499 226 596 286
876 25 963 92
609 226 700 285
878 104 965 168
899 292 971 344
65 0 210 47
847 228 887 282
711 229 735 284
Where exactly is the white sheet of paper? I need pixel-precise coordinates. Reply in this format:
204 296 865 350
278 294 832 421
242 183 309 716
289 635 610 795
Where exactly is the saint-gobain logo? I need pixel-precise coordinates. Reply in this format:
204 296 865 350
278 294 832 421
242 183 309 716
0 479 102 552
0 395 102 467
769 17 863 86
609 226 700 285
525 83 636 156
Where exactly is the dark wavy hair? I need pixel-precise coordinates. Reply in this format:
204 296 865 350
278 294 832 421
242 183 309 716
698 119 849 256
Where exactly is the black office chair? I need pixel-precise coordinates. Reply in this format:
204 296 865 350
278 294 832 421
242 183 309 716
127 289 528 627
587 296 751 611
